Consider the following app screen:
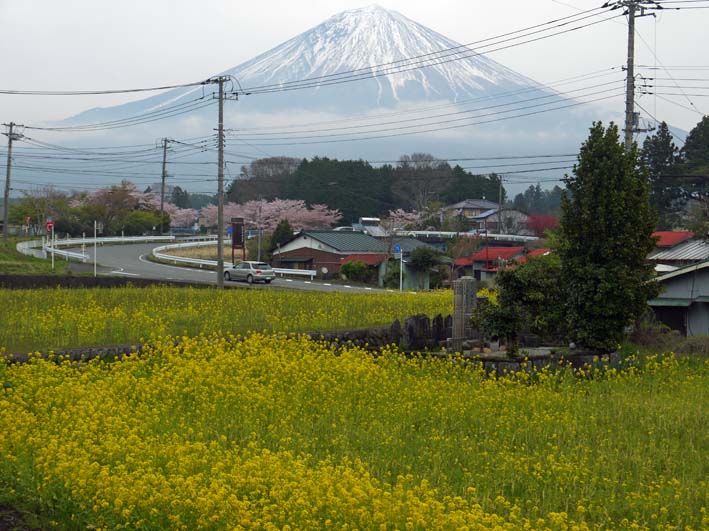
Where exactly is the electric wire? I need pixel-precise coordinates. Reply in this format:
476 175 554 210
225 92 624 146
241 13 624 95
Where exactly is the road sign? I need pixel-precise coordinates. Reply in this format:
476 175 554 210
45 221 55 232
393 243 401 254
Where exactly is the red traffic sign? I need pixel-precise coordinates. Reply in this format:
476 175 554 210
45 221 55 232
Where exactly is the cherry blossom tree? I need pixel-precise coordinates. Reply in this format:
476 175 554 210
199 199 341 231
170 207 198 227
384 208 424 230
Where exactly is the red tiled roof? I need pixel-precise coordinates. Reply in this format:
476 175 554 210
516 248 552 263
652 231 694 248
469 246 525 263
341 253 387 266
453 257 474 267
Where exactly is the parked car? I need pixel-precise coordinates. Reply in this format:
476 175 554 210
224 261 276 284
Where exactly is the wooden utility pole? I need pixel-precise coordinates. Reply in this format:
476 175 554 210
497 176 504 235
160 138 170 235
2 122 23 243
623 0 637 151
217 76 226 289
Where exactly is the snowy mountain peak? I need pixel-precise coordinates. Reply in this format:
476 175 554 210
69 6 544 120
219 4 538 109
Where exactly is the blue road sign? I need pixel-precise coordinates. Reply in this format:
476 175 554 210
393 243 401 254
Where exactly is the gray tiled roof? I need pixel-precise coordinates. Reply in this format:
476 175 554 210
444 199 499 210
649 240 709 262
303 230 388 252
302 230 431 253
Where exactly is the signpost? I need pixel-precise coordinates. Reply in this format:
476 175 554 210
230 217 245 264
93 220 97 277
393 243 403 292
46 220 55 270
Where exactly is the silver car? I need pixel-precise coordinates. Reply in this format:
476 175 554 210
224 261 276 284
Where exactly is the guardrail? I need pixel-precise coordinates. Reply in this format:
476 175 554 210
43 245 88 262
272 268 317 279
153 240 317 279
17 235 177 262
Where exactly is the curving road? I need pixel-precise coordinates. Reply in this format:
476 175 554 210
70 242 390 294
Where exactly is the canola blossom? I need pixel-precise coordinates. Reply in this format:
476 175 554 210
0 287 452 352
0 335 707 530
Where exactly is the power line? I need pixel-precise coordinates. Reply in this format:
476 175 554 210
228 80 624 139
24 98 218 132
225 92 623 146
0 79 214 96
230 67 624 135
241 13 624 95
240 7 614 94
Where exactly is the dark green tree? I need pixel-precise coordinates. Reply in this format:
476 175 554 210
473 254 563 354
641 121 682 229
558 122 659 351
441 166 501 205
681 115 709 171
269 219 294 253
340 260 374 283
408 246 441 271
287 158 393 222
171 186 192 209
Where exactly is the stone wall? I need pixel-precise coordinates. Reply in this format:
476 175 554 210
3 312 618 376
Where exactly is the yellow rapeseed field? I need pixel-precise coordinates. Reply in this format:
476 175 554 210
0 287 452 352
0 335 707 530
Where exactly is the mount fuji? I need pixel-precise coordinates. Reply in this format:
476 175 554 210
59 5 618 190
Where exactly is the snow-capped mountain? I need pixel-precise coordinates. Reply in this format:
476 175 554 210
69 5 551 120
53 5 617 195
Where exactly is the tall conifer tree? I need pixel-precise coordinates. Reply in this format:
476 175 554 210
559 122 658 351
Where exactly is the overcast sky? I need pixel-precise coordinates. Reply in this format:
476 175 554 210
0 0 706 131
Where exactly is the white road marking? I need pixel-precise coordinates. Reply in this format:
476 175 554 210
344 285 352 288
138 254 213 273
111 271 140 277
364 287 372 290
304 281 311 284
285 279 293 282
323 283 331 286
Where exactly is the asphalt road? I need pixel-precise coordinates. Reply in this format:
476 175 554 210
69 242 390 294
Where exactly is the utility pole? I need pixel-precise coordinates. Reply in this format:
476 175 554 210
497 176 504 235
256 203 262 262
209 75 238 288
617 0 660 149
2 122 23 243
216 76 226 289
623 0 637 151
159 138 170 235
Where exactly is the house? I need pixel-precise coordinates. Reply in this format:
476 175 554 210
653 231 694 249
453 245 526 281
647 231 709 271
441 199 499 223
471 208 531 235
515 248 552 264
351 217 389 237
649 261 709 336
271 230 433 287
